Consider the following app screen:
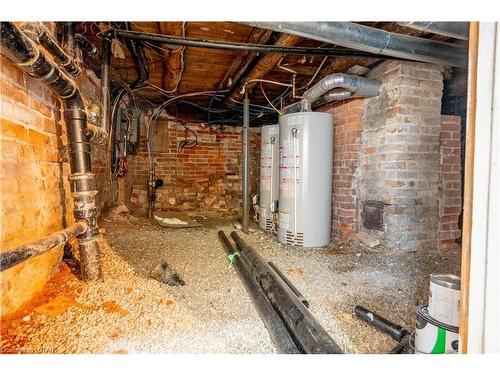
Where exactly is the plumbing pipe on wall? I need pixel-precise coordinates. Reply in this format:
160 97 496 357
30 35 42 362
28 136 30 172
0 22 105 280
245 22 468 68
21 22 81 76
0 222 88 272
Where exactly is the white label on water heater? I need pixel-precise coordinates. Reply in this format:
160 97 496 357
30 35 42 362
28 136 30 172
280 140 299 198
261 143 273 191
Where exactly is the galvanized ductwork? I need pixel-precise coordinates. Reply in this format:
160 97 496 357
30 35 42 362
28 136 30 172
245 22 468 68
284 73 381 113
0 22 104 280
397 22 470 40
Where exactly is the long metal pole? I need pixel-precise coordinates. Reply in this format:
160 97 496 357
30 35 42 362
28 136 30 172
110 28 399 58
100 33 112 133
242 97 250 233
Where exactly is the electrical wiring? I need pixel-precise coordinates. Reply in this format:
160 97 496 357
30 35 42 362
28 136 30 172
260 82 284 115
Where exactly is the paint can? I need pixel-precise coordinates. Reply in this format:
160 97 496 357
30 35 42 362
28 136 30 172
428 273 461 327
414 304 459 354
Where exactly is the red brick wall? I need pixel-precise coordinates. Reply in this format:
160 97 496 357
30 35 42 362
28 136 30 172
439 115 462 249
126 119 260 214
319 99 364 241
0 32 111 317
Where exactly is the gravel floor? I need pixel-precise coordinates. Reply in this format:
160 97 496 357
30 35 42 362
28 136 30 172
1 211 460 354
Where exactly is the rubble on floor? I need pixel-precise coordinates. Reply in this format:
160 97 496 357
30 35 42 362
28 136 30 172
0 213 460 354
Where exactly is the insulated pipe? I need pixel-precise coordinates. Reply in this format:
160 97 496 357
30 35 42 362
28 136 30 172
245 22 468 68
397 22 470 41
21 22 81 76
0 22 102 280
0 221 87 272
110 28 405 58
284 73 381 113
230 232 343 354
218 231 300 354
353 305 409 342
242 98 250 233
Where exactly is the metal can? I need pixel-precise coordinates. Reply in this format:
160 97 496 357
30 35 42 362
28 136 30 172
428 273 461 327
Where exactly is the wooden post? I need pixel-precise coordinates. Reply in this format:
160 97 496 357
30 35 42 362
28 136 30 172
459 21 479 354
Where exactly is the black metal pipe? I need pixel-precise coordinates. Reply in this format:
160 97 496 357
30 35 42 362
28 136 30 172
268 262 309 308
0 22 102 280
110 28 405 59
218 231 300 354
65 22 76 59
0 221 87 272
100 33 112 134
353 305 409 342
230 231 343 354
21 22 80 76
75 34 97 55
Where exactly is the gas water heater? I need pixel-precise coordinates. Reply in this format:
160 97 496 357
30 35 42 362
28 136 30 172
277 112 333 247
259 124 280 232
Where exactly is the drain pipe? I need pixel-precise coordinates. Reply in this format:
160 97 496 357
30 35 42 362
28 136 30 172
0 22 103 280
397 22 470 41
0 222 87 272
284 73 381 113
245 22 468 68
21 22 81 76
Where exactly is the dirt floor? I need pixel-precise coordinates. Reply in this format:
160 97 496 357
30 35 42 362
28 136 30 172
0 210 460 354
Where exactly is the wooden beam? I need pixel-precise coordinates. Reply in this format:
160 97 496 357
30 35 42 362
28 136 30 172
459 21 479 354
231 33 301 101
158 22 185 93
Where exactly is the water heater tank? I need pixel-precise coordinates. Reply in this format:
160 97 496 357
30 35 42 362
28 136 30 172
259 124 279 232
278 112 333 247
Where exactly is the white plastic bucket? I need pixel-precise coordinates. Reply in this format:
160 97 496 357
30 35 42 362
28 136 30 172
428 274 460 327
414 304 459 354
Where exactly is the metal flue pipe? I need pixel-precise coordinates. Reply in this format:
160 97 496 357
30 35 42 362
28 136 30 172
230 231 343 354
284 73 381 113
245 22 468 68
398 22 470 40
0 22 104 280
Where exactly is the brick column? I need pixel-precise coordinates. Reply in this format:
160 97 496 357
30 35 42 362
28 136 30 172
360 61 444 251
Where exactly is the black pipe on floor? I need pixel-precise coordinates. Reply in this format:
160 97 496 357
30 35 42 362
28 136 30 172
230 231 343 354
353 305 409 342
268 262 309 308
218 231 300 354
0 22 104 280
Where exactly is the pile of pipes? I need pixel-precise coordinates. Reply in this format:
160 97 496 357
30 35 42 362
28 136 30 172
218 230 343 354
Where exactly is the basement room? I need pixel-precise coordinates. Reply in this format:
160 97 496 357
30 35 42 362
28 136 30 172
1 2 499 367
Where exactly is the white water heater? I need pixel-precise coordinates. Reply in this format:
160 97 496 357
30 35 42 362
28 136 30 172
277 112 333 247
259 124 279 232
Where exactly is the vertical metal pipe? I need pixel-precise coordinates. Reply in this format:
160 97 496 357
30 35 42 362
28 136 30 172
100 33 112 132
242 97 250 233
